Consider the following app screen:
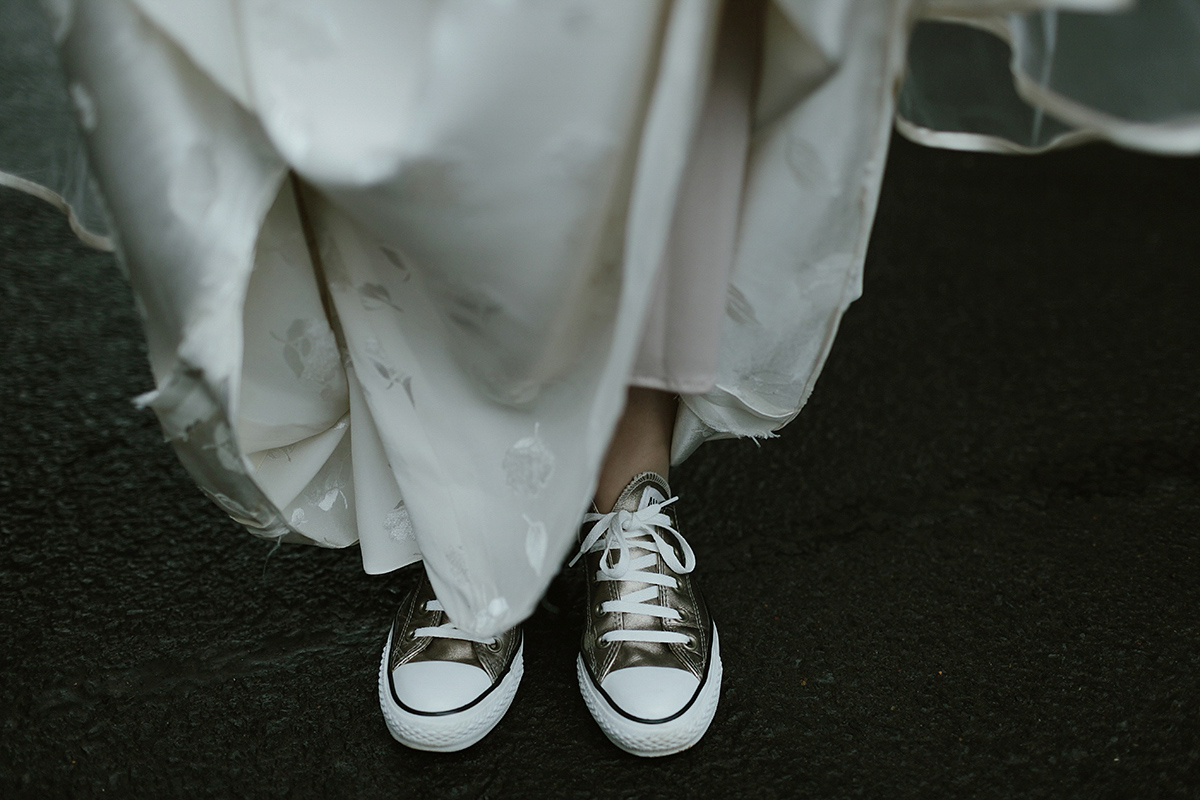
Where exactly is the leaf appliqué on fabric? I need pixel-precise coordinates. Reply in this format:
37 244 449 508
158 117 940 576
357 282 404 313
203 421 245 475
384 501 414 543
266 443 297 462
379 247 412 281
503 423 555 497
726 284 759 326
523 515 548 576
361 338 415 403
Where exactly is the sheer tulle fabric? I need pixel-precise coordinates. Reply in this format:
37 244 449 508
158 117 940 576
898 1 1200 154
3 0 1198 635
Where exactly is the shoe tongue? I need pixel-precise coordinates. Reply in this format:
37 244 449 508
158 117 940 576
610 472 671 514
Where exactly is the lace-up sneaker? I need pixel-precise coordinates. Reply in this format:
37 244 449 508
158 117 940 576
378 571 524 752
570 472 721 757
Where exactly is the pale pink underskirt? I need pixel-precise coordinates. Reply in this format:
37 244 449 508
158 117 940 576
629 2 759 395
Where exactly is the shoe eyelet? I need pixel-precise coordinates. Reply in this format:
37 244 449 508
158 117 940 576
684 635 697 650
594 603 605 617
676 610 688 624
407 631 418 641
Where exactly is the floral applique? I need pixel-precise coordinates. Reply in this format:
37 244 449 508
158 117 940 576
275 318 341 395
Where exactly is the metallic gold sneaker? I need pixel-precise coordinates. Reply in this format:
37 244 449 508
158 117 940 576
570 472 722 757
377 570 523 752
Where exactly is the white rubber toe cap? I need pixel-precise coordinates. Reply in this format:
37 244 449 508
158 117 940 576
392 662 493 713
601 667 700 721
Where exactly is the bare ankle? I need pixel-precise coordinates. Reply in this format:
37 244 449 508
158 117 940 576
593 388 676 512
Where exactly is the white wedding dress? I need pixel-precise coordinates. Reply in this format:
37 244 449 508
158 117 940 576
2 0 1198 636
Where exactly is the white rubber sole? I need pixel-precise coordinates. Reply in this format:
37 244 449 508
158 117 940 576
378 630 524 753
577 626 722 757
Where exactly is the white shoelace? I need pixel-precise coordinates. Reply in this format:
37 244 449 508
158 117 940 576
413 600 496 644
569 493 696 645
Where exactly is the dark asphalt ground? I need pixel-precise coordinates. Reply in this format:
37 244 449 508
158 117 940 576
2 135 1198 799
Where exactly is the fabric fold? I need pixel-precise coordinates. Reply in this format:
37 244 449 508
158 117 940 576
6 0 1200 635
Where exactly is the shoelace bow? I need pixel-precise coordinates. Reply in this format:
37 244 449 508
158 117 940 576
569 494 696 645
413 600 496 645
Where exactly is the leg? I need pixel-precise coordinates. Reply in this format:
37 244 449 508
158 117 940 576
574 387 721 757
593 387 677 513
